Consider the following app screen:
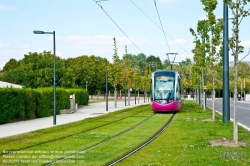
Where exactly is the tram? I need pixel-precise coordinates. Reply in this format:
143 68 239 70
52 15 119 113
150 70 183 112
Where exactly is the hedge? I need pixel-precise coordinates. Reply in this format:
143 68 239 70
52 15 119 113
0 88 89 124
0 88 26 124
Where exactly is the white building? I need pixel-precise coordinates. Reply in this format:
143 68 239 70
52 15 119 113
0 81 22 88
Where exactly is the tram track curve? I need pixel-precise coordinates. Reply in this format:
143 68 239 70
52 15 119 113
45 113 156 165
107 113 176 166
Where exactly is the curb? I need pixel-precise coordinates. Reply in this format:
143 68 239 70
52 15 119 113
207 106 250 131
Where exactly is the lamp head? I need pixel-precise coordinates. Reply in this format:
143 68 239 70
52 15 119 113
33 30 44 34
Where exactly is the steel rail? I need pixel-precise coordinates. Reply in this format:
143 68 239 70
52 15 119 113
107 113 176 166
46 113 156 165
1 110 145 156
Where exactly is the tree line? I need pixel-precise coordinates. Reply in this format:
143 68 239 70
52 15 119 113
0 50 249 97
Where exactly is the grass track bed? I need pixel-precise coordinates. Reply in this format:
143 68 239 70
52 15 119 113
1 105 155 165
116 101 250 166
53 113 173 166
0 105 149 153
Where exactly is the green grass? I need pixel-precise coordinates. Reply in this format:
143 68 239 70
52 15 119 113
0 105 149 152
0 105 153 165
53 113 173 166
117 101 250 166
1 101 249 166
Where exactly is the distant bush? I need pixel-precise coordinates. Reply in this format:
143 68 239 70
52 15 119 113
66 89 89 106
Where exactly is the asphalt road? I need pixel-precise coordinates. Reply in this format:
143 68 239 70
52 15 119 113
206 99 250 130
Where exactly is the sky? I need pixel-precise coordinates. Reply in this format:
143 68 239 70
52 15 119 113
0 0 250 70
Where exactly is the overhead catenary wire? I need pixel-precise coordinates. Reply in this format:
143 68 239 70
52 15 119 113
153 0 171 53
130 0 190 55
93 0 144 54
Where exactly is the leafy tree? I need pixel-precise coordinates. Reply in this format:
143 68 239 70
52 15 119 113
146 55 162 71
2 58 19 71
200 0 224 118
109 38 123 107
225 0 250 143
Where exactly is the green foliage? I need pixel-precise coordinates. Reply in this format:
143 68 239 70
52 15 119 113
0 88 26 124
35 88 54 118
146 55 163 72
24 88 37 119
2 58 20 71
66 88 89 106
0 87 89 124
108 38 123 92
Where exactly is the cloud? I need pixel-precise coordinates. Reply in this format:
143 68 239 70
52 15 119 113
21 44 31 49
200 15 208 20
158 0 176 3
169 39 187 45
241 40 250 48
0 42 10 48
61 35 150 50
0 4 16 11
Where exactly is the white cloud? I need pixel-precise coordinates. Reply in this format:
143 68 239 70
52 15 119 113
61 35 150 50
158 0 176 3
0 4 16 11
21 44 31 49
241 40 250 48
169 39 187 45
200 15 208 20
0 42 10 48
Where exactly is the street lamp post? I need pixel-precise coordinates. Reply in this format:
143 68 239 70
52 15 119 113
33 30 56 125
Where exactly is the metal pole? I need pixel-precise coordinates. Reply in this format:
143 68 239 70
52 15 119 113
106 60 108 111
135 80 136 105
244 78 245 101
53 31 56 125
241 81 242 100
198 80 201 105
223 2 230 123
125 45 127 106
125 71 127 106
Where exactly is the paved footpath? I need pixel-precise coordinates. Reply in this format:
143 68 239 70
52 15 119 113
0 99 149 138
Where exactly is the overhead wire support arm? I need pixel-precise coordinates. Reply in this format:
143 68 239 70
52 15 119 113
93 0 144 54
166 53 178 70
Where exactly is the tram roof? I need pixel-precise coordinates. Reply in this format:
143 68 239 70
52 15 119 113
153 70 178 75
152 70 181 78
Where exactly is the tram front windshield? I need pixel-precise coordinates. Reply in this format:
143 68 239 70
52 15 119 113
154 75 175 104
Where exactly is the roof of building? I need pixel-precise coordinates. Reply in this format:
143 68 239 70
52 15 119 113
0 81 22 88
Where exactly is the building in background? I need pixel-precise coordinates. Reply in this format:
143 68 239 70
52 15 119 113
0 81 22 88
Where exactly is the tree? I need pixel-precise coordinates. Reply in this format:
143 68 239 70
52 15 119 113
146 55 162 72
109 38 123 108
225 0 250 143
200 0 224 119
2 58 19 71
190 19 209 109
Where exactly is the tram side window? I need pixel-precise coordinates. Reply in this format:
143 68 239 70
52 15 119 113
176 78 181 100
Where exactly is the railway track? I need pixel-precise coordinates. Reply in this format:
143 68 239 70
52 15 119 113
1 110 145 156
45 113 156 165
107 113 175 166
1 110 175 166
